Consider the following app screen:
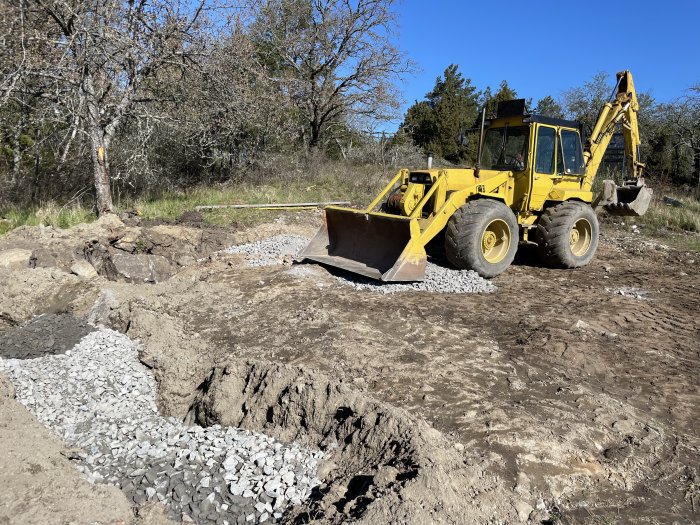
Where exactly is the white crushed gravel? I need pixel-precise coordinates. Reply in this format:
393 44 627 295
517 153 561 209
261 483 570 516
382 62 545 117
336 262 495 294
606 286 649 299
222 235 310 267
225 234 495 294
0 328 322 524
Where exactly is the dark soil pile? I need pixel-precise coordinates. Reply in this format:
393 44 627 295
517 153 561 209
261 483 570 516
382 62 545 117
0 314 95 359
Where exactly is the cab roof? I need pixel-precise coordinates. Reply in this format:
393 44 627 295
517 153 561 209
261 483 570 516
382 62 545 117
524 114 582 129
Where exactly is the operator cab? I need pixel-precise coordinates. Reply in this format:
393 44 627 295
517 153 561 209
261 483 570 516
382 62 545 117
482 99 585 177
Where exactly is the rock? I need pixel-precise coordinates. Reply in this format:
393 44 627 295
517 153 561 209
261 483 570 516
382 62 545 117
177 256 197 267
70 260 98 279
0 248 33 269
222 455 239 471
572 319 593 331
662 195 684 207
94 213 125 229
229 483 244 496
0 374 15 399
513 500 534 522
263 479 281 493
281 471 295 486
112 229 148 253
107 252 171 283
374 465 399 485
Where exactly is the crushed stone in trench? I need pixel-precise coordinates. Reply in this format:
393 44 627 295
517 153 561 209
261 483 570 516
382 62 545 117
0 328 323 524
224 234 495 294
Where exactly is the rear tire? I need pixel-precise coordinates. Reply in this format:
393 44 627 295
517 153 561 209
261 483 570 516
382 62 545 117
445 199 518 278
536 201 599 268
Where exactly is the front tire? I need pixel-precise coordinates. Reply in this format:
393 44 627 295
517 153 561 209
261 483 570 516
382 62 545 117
445 199 519 278
536 201 599 268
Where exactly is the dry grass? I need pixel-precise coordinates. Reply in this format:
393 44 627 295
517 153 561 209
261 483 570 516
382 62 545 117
0 166 391 233
133 172 385 225
2 168 698 253
638 194 700 233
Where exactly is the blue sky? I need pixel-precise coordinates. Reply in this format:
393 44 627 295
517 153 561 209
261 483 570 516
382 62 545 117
389 0 699 127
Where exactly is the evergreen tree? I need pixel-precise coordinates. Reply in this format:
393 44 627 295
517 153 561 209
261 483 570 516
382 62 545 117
401 65 479 163
483 80 519 118
534 96 565 119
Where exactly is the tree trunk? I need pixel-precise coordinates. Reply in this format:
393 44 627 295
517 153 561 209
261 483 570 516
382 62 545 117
11 126 21 186
309 121 321 149
90 130 114 215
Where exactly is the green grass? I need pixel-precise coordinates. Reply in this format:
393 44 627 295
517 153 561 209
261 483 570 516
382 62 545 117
638 195 700 233
0 170 388 234
0 203 96 235
615 192 700 252
2 171 699 255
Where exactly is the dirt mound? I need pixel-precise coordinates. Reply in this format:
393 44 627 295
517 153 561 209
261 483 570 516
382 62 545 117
0 313 95 359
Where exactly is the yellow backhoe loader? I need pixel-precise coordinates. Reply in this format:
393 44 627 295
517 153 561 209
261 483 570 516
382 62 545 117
300 70 653 280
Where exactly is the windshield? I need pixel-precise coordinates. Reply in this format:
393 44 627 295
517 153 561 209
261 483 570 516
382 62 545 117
482 126 530 171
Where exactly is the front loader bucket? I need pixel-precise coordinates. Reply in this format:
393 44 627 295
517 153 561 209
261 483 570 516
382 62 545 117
299 208 427 281
600 180 653 217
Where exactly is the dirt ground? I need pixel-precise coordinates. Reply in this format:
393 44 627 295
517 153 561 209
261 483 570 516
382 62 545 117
0 214 698 524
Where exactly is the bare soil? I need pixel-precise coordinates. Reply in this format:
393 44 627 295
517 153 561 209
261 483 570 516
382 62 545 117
0 216 698 524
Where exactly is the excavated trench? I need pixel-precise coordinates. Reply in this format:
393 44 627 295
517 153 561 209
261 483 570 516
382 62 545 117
180 360 517 524
187 361 424 522
0 311 516 524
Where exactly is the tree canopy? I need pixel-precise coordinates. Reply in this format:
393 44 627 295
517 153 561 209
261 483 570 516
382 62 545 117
401 65 479 163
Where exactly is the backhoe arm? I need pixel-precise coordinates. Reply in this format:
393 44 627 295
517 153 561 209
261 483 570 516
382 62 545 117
583 70 645 191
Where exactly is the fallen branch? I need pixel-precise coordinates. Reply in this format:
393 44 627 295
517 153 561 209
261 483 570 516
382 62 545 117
195 201 351 211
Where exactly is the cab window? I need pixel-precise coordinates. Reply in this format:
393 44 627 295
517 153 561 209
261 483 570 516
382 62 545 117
560 130 585 175
535 126 555 174
481 126 530 171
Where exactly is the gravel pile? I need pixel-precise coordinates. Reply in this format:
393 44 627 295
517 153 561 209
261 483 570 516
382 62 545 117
334 261 495 294
222 234 494 294
0 329 322 524
0 314 95 359
222 235 309 267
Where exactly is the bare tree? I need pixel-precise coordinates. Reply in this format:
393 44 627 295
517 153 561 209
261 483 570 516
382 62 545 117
670 85 700 184
254 0 413 149
562 72 613 133
14 0 234 214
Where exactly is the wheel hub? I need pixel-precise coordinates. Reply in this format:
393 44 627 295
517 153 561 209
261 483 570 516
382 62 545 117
570 218 592 257
482 231 497 250
481 219 511 264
